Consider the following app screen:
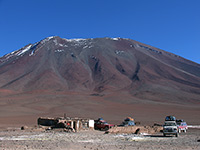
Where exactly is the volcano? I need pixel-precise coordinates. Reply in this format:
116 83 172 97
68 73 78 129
0 36 200 127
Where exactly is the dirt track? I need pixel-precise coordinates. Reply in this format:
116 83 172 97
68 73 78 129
0 128 199 150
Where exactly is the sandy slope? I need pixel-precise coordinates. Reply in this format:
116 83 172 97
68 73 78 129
0 91 200 128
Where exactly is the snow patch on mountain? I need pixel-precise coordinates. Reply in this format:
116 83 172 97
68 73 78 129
55 50 64 53
52 39 68 47
64 38 87 42
63 38 89 48
47 36 54 40
112 38 120 41
115 50 124 55
58 43 64 47
29 50 34 56
41 36 55 44
83 45 94 49
17 45 32 56
4 53 15 60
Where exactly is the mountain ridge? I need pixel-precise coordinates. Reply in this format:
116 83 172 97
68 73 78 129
0 36 199 93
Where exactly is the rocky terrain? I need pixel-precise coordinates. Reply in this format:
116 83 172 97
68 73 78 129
0 127 199 150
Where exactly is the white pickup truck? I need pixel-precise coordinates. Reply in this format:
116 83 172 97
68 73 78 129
163 121 178 137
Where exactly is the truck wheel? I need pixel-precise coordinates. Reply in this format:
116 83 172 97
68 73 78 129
163 133 166 137
104 126 109 131
176 133 178 137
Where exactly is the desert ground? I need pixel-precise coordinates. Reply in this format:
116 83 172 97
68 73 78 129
0 127 200 150
1 91 200 128
0 91 200 150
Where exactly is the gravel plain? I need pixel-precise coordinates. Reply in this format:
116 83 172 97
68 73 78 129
0 127 200 150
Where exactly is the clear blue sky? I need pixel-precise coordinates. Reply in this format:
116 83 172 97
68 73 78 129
0 0 199 64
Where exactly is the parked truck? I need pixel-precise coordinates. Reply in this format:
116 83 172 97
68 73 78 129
176 119 188 133
94 118 114 131
163 116 178 137
119 117 135 126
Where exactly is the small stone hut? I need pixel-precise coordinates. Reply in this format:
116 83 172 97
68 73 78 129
38 116 94 131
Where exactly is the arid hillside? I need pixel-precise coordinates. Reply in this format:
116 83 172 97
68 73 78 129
0 36 200 127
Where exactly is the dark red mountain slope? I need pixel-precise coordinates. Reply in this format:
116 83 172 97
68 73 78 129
0 36 199 126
